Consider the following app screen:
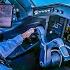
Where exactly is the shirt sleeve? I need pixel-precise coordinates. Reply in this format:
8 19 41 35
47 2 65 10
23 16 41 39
0 34 24 58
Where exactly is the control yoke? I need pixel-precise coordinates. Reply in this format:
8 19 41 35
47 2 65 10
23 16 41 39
35 26 70 67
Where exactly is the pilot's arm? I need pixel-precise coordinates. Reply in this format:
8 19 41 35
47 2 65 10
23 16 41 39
0 28 35 58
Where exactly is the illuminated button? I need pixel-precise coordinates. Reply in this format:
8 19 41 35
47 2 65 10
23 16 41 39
50 8 54 12
47 9 51 12
13 9 16 14
44 10 48 12
13 17 16 20
55 9 59 12
59 10 63 14
34 10 39 15
49 31 53 34
30 43 33 46
41 10 45 13
38 11 42 13
16 8 19 12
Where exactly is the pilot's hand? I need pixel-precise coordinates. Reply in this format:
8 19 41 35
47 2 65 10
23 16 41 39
21 28 35 39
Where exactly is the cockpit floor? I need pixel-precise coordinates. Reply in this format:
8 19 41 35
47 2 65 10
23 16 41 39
10 52 70 70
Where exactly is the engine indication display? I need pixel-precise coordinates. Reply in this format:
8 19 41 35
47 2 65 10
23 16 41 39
46 15 68 41
52 22 64 35
63 21 70 43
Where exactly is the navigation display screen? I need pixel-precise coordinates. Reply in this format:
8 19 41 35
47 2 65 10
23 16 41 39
0 4 13 27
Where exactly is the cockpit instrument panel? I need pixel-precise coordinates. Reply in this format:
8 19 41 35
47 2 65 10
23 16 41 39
32 4 70 46
46 15 68 41
63 20 70 44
